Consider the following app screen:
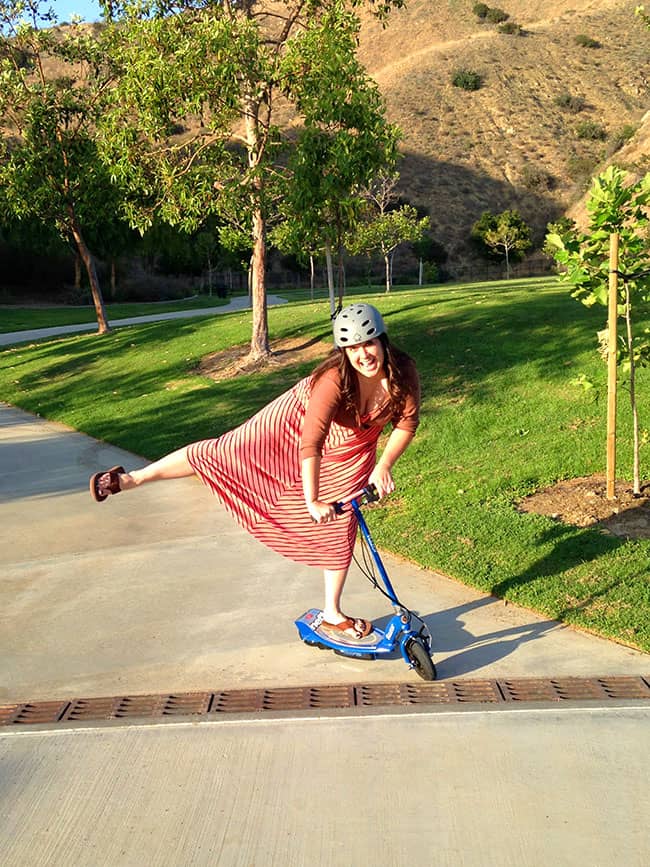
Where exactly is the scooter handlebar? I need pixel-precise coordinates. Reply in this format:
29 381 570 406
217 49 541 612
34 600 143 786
333 483 380 515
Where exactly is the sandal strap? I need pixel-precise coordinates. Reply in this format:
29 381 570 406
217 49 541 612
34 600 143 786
321 617 372 639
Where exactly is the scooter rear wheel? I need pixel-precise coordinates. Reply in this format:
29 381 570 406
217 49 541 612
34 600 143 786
405 637 437 681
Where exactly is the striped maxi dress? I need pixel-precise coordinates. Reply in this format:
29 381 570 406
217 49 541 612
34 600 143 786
186 375 383 571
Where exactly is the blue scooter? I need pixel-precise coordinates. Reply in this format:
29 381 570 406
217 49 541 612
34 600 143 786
295 485 436 681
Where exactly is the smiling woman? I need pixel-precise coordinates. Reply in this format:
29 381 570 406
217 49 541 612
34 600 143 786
88 302 421 645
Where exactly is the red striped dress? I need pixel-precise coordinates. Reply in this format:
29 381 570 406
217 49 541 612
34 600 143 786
187 367 419 571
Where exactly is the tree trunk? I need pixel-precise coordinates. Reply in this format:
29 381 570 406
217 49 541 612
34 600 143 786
309 254 315 301
419 257 423 286
244 92 270 361
110 261 116 299
337 244 345 309
74 254 82 290
606 233 619 499
248 203 269 361
69 215 109 334
324 241 336 317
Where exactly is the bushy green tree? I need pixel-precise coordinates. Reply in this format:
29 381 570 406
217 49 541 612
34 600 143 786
471 209 531 277
271 15 400 312
348 173 428 292
99 0 401 360
0 1 119 332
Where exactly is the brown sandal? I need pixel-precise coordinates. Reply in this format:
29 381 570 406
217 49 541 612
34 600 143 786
89 466 125 502
321 617 373 639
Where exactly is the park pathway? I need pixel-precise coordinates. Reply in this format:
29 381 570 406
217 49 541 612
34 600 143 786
0 293 288 346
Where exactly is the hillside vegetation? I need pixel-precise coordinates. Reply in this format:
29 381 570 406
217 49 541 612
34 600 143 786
357 0 650 262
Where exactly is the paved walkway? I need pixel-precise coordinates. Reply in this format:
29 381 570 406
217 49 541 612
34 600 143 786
0 294 288 347
1 403 649 866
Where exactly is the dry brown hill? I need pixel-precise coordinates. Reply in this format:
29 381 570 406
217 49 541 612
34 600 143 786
357 0 650 266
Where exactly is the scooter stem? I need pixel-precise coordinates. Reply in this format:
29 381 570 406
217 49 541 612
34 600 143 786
350 499 400 603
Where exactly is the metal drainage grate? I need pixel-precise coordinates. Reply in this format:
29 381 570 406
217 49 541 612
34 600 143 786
1 676 649 728
357 680 503 706
499 676 650 703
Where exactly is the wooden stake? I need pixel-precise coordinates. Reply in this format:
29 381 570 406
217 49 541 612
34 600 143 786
606 233 619 500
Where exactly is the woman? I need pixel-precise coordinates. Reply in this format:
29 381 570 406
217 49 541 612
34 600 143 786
90 303 420 641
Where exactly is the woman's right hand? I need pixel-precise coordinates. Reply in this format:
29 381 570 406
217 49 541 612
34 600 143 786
306 500 337 524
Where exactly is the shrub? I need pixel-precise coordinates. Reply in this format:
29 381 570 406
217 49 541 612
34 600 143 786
451 68 483 90
473 2 490 18
574 34 601 48
555 92 586 113
486 7 509 23
575 120 607 141
498 21 522 35
606 124 638 156
566 154 598 184
520 165 555 191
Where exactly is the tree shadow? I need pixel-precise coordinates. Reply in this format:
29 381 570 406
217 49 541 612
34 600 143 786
489 521 624 600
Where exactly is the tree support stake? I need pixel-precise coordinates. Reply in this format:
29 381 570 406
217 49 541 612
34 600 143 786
607 233 619 500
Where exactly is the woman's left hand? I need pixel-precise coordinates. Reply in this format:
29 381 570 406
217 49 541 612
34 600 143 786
368 464 395 499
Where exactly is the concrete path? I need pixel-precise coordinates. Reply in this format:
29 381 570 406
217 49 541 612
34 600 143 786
2 705 649 867
1 403 648 703
0 294 288 347
1 403 649 866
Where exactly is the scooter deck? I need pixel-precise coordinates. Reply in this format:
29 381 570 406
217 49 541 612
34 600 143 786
295 608 395 658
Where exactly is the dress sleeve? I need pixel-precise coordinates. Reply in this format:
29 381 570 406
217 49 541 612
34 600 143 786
393 362 421 434
300 368 343 459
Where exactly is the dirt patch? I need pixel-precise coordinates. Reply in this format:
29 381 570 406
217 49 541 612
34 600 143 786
518 474 650 539
196 335 330 382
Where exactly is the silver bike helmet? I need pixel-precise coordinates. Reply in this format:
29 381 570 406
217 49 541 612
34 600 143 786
333 303 386 348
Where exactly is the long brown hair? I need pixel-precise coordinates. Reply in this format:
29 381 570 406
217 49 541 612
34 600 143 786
311 333 415 422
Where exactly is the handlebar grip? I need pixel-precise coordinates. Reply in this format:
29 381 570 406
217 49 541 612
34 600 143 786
362 484 380 503
333 483 380 513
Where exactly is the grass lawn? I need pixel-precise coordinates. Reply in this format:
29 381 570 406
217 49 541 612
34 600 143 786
0 294 233 333
1 276 649 651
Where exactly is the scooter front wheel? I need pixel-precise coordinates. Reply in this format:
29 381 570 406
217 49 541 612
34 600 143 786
405 637 437 681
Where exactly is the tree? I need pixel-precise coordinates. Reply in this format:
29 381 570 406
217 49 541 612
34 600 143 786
100 0 402 360
546 166 650 494
0 2 119 333
411 230 447 285
471 209 531 278
349 173 429 292
273 122 399 312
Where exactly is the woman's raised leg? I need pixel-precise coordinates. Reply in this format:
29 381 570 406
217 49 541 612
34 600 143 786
90 445 196 500
120 446 195 489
